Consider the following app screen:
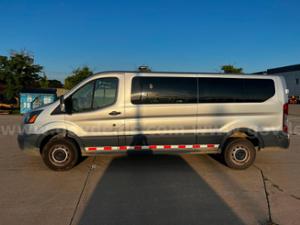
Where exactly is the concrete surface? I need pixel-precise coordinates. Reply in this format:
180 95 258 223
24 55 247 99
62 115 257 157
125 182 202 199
0 106 300 225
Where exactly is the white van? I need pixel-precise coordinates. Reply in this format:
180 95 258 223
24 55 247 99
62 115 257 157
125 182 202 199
18 71 290 170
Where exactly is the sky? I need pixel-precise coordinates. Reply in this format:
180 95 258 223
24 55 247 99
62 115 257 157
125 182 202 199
0 0 300 81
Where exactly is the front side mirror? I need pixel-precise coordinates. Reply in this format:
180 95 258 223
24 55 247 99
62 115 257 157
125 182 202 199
59 95 65 112
64 97 73 114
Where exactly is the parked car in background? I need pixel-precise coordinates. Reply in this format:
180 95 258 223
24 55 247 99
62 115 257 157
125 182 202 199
289 96 298 104
0 95 18 114
18 71 290 171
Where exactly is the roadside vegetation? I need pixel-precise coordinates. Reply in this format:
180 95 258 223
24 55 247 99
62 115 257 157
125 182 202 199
0 51 94 113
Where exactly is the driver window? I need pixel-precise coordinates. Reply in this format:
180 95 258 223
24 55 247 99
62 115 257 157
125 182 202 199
71 81 94 112
70 77 118 113
93 78 118 109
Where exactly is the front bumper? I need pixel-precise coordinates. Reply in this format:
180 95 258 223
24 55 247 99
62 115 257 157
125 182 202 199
17 133 40 156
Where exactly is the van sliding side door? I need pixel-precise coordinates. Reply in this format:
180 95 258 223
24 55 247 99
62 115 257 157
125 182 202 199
124 75 197 146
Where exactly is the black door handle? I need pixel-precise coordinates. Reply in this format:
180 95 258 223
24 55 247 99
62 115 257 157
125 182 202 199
109 111 121 116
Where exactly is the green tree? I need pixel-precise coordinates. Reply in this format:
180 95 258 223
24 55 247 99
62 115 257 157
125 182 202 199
221 65 243 74
0 51 43 99
64 66 93 89
48 79 63 88
0 56 8 81
39 74 49 88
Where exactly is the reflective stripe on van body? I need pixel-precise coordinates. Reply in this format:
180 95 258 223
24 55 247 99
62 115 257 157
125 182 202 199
85 144 219 151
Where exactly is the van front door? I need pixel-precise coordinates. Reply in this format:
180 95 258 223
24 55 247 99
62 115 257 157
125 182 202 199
64 75 125 149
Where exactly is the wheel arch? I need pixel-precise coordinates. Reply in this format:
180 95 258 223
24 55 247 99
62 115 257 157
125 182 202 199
38 129 84 155
220 128 264 151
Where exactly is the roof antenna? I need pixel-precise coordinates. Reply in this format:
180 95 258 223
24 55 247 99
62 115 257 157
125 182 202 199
138 65 151 72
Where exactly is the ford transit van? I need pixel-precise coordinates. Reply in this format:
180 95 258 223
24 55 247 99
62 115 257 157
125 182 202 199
18 71 290 170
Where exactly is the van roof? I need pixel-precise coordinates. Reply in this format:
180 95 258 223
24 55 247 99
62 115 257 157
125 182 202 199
94 70 242 75
93 70 280 79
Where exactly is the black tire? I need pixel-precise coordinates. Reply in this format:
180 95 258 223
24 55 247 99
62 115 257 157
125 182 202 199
42 137 80 171
222 138 256 170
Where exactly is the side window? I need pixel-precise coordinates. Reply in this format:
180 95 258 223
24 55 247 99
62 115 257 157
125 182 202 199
71 82 94 112
93 78 118 109
198 78 244 103
70 78 118 113
131 77 197 104
244 79 275 102
198 78 275 103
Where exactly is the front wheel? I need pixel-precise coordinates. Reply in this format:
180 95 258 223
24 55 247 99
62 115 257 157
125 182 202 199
42 137 80 171
222 138 256 170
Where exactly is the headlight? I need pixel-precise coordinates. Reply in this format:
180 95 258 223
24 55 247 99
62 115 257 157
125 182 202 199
24 110 43 124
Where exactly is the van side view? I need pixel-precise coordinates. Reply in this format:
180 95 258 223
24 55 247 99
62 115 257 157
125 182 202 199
18 71 290 171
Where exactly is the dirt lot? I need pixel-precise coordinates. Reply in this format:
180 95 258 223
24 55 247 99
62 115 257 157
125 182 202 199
0 106 299 225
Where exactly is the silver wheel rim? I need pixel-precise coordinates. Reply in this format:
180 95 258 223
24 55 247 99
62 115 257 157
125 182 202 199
231 145 249 165
51 146 70 165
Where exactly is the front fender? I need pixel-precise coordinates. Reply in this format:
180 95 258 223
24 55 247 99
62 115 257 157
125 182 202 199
36 128 85 154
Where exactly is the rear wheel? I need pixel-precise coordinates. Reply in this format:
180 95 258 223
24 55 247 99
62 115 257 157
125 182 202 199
42 137 80 171
222 138 256 170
